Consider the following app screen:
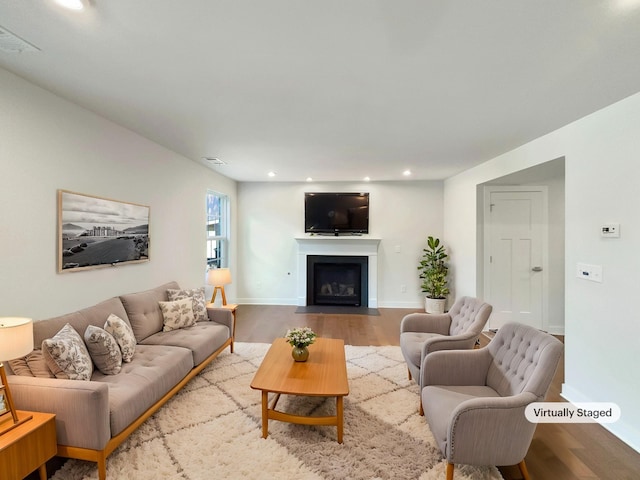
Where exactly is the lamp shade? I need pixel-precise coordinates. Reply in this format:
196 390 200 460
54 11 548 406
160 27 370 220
0 317 34 361
207 268 232 286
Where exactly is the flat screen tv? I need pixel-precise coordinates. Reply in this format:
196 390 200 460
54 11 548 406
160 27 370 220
304 192 369 235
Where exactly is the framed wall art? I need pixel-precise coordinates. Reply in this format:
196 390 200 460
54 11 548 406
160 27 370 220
58 190 150 273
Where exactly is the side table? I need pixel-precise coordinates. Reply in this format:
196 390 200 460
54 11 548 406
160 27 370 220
220 303 238 352
0 411 56 480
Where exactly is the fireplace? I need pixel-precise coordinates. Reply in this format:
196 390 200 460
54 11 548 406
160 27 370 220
306 255 368 307
295 236 380 308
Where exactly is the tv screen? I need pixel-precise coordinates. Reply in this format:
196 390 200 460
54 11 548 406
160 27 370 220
304 192 369 234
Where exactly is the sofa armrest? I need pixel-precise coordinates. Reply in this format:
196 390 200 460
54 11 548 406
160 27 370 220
400 313 451 335
206 306 234 334
422 331 479 355
446 392 539 465
8 375 111 451
421 348 492 387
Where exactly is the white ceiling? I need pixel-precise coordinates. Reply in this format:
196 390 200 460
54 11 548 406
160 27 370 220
2 1 640 182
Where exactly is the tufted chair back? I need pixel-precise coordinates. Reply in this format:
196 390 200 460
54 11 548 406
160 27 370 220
487 322 563 398
448 297 493 337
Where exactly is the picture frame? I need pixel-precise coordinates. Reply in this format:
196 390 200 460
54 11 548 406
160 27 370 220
58 190 150 273
0 386 9 418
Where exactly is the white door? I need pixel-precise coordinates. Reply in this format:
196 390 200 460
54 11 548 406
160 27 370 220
484 187 547 330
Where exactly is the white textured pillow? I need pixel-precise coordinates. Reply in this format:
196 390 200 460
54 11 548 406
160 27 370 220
104 314 136 363
159 298 196 332
84 325 122 375
42 323 93 381
167 287 208 323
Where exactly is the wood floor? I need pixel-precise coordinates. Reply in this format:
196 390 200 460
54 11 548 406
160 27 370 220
236 305 640 480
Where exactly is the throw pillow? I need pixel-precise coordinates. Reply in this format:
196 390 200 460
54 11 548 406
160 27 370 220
167 287 208 323
8 356 33 376
84 325 123 375
41 323 93 381
26 350 56 378
8 350 55 378
104 314 136 363
159 297 196 332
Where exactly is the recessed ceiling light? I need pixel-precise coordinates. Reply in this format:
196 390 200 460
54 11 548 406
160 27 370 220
403 170 412 176
267 171 277 178
306 177 313 182
54 0 86 11
363 176 370 182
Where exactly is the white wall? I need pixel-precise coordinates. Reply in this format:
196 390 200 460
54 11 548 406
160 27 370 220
444 93 640 451
0 67 237 320
236 181 443 307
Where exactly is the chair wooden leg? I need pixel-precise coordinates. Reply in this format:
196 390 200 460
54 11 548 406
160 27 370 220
419 399 424 416
408 368 412 381
518 460 531 480
446 462 454 480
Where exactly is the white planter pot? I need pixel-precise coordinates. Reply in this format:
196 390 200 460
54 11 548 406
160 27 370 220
425 297 446 314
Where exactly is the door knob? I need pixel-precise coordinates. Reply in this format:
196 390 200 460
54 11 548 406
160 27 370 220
532 266 543 272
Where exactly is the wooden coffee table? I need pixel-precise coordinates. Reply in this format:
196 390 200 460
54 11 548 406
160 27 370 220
250 337 349 443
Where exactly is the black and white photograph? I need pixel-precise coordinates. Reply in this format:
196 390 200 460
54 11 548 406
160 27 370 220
58 190 150 272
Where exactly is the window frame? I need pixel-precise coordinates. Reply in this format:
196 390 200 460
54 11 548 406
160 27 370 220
206 190 229 269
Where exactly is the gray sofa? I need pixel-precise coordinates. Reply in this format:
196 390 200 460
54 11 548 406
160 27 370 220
5 281 233 480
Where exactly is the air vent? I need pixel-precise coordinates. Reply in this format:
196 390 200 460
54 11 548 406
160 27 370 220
203 157 227 166
0 26 40 53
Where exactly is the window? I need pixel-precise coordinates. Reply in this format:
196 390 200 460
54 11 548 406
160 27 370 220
206 191 229 269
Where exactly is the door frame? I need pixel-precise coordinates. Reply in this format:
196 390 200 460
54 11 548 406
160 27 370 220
482 185 549 330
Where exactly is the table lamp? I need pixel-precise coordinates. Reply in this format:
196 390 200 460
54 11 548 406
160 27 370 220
207 268 232 305
0 317 34 433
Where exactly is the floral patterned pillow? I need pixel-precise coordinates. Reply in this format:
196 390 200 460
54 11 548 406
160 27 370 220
104 314 136 363
167 287 208 323
159 298 196 332
41 323 93 381
84 325 122 375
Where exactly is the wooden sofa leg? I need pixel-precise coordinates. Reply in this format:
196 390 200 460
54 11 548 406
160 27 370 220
97 453 107 480
518 460 531 480
419 399 424 416
408 368 412 381
446 462 454 480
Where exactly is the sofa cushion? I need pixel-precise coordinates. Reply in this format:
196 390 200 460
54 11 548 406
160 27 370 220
120 281 180 342
91 344 193 436
167 287 208 323
104 314 136 363
42 323 93 381
159 298 196 332
141 322 230 366
84 325 122 375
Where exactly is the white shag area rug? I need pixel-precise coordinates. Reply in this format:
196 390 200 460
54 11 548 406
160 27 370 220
51 343 503 480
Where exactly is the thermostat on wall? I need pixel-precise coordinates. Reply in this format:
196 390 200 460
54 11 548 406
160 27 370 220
601 224 620 238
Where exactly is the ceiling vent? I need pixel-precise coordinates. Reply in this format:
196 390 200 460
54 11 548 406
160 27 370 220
0 26 40 53
203 157 227 166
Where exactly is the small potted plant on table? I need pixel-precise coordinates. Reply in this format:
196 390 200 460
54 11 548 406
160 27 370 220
418 236 450 314
285 327 317 362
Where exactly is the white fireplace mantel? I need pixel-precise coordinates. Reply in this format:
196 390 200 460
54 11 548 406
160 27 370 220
295 236 381 307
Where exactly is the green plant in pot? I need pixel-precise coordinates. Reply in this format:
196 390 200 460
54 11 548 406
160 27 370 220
418 236 450 313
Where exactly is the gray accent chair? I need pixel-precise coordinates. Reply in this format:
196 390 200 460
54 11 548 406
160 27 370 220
421 322 564 480
400 296 492 414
